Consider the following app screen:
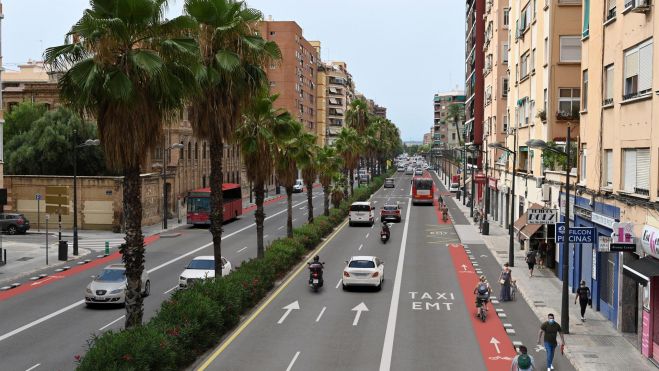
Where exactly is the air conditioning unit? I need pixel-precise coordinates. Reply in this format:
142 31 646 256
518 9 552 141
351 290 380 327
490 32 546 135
633 0 651 12
536 176 545 188
541 184 551 202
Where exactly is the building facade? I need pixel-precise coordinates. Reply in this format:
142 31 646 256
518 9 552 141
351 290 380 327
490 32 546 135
315 58 354 146
260 21 319 134
465 0 485 166
0 1 4 190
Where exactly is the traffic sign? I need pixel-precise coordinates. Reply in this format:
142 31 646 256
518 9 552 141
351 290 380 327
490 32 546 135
35 193 42 201
528 209 558 224
555 223 595 243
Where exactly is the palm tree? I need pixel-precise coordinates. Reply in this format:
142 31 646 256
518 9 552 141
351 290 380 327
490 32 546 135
185 0 281 275
346 99 370 176
235 92 291 258
44 0 197 328
298 133 319 223
317 146 343 216
274 119 303 237
335 127 361 197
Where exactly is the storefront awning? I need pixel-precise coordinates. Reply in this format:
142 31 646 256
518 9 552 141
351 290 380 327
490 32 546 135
513 204 545 240
521 224 543 241
623 257 659 285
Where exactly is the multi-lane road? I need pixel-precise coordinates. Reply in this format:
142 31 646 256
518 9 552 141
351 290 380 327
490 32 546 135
0 172 577 371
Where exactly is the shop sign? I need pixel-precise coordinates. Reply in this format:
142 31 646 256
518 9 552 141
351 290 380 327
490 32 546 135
598 236 611 252
555 223 595 243
641 225 659 258
610 222 636 252
592 212 616 229
559 195 575 221
488 177 497 190
475 173 487 183
528 209 558 224
573 205 592 221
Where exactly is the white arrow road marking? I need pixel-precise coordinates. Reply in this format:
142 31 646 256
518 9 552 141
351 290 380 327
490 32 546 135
481 255 487 258
535 344 546 353
25 364 41 371
30 275 64 286
461 264 468 271
490 337 501 354
352 302 369 326
278 226 284 230
315 307 326 322
99 315 125 331
277 301 300 324
286 351 301 371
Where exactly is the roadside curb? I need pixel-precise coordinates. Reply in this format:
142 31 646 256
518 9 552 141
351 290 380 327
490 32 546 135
0 248 93 288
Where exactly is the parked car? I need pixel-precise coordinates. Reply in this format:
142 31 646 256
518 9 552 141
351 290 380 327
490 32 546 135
0 213 30 235
349 202 375 226
85 264 150 306
179 256 232 288
384 178 396 188
380 203 402 222
449 182 460 193
293 179 304 193
342 256 384 291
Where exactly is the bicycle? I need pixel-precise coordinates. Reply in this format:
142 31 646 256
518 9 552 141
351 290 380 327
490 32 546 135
476 298 488 322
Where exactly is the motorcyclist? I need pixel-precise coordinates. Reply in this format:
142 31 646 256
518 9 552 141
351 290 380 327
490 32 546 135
308 255 324 286
381 221 391 239
473 275 492 311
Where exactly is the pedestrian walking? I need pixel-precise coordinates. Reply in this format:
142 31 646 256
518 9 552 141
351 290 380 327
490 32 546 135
499 263 513 301
537 313 565 371
575 280 591 321
526 249 537 277
511 345 536 371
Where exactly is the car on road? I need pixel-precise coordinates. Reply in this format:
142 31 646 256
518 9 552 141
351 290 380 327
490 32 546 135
179 256 232 288
359 174 369 184
397 166 405 172
449 182 460 193
85 264 150 306
293 179 304 193
342 256 384 291
349 201 375 226
384 178 396 188
405 167 414 175
0 213 30 235
380 203 402 222
414 168 424 176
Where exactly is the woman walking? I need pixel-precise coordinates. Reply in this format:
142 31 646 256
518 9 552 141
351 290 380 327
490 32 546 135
575 280 591 321
499 263 513 301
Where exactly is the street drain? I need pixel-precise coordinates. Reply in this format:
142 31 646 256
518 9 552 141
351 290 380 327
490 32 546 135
16 257 34 261
583 354 599 359
533 300 546 307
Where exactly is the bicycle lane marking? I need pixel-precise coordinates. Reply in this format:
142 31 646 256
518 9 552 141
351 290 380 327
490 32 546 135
448 243 517 370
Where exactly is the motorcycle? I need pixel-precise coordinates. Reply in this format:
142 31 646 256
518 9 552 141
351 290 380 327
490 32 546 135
380 223 392 244
307 262 324 292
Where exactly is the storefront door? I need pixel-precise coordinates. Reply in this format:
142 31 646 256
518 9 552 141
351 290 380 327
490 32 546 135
600 252 619 324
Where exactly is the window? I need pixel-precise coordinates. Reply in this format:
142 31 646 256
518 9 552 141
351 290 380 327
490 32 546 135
544 38 549 65
604 149 613 187
582 70 588 110
583 0 590 37
503 8 510 27
580 144 587 182
502 78 509 97
518 146 529 171
521 52 530 78
520 5 531 32
606 0 616 20
623 39 653 100
502 43 509 63
623 148 650 195
558 88 580 118
202 142 207 159
560 36 581 62
195 142 199 160
187 142 192 161
502 114 509 133
179 142 184 160
543 88 548 113
485 85 492 105
603 65 614 105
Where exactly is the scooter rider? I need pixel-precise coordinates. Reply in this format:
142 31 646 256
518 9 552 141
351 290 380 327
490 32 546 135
473 275 492 310
308 255 324 286
381 220 391 238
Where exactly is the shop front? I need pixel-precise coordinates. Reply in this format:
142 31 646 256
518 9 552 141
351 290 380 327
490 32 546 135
513 203 544 251
488 177 498 222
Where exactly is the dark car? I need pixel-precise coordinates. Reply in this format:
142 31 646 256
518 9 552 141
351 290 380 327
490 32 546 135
0 213 30 235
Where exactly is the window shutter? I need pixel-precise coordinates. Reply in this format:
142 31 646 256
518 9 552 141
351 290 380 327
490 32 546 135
561 37 581 62
606 150 613 186
608 0 616 10
605 66 614 100
639 43 653 93
625 50 639 80
623 149 636 192
636 148 650 190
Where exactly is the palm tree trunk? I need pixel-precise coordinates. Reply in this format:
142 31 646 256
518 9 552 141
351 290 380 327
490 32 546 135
323 185 330 216
255 181 265 259
209 141 224 277
286 186 294 238
306 181 314 223
121 165 145 329
349 168 355 197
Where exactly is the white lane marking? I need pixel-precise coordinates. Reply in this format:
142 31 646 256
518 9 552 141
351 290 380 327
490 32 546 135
358 244 363 251
163 285 178 294
293 218 297 222
379 196 412 371
25 363 41 371
365 233 370 239
335 279 342 289
352 302 369 326
278 226 284 230
315 307 327 322
264 234 269 239
0 199 311 343
285 351 301 371
99 315 125 331
299 206 306 210
236 246 248 253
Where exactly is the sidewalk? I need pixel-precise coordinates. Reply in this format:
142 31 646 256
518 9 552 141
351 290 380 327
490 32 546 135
435 171 655 371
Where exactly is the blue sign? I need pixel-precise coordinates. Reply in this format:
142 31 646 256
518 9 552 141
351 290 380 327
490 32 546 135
35 193 42 201
555 223 595 243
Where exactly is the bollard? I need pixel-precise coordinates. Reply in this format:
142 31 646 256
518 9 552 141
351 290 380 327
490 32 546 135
105 241 110 256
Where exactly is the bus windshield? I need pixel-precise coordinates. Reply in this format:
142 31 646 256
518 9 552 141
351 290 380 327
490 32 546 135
414 179 433 190
188 197 210 212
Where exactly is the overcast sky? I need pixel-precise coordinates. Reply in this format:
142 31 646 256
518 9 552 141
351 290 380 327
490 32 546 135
3 0 465 141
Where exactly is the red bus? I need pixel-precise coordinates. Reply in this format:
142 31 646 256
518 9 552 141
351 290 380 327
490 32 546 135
412 177 434 205
186 183 243 226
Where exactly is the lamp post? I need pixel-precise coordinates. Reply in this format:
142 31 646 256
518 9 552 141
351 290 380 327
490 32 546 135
527 126 572 334
162 143 185 230
468 144 489 235
73 132 100 256
488 141 516 267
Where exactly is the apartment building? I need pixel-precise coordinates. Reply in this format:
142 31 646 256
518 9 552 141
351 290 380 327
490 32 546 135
465 0 485 166
0 1 4 190
423 132 432 146
579 0 659 360
433 91 466 150
316 59 354 146
260 21 319 134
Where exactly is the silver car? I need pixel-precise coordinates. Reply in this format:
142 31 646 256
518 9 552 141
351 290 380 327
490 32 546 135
85 264 150 306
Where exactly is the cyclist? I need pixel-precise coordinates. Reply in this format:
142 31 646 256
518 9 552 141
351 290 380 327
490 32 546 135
474 275 492 312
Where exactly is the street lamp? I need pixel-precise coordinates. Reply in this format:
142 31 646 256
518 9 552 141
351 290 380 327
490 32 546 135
73 132 100 256
162 143 185 229
488 141 516 268
527 126 572 334
468 144 490 235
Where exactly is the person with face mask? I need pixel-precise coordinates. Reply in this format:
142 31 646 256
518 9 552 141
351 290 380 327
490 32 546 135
575 280 591 321
537 313 565 371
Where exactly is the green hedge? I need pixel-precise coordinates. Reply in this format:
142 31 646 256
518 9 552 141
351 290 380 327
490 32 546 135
77 173 389 370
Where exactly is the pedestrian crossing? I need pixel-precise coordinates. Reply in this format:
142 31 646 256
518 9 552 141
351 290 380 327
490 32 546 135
49 238 125 251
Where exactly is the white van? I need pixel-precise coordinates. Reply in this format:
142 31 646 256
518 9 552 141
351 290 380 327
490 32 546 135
293 179 304 193
349 202 375 226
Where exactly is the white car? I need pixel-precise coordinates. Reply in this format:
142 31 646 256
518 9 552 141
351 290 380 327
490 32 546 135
342 256 384 291
85 264 150 306
293 179 304 193
449 182 460 193
405 167 414 175
349 202 375 226
179 256 232 288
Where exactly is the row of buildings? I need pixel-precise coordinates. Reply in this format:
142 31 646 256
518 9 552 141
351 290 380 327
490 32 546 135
438 0 659 363
0 19 387 231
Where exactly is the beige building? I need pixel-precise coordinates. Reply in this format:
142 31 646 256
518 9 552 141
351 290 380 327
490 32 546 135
318 61 354 146
0 1 4 190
